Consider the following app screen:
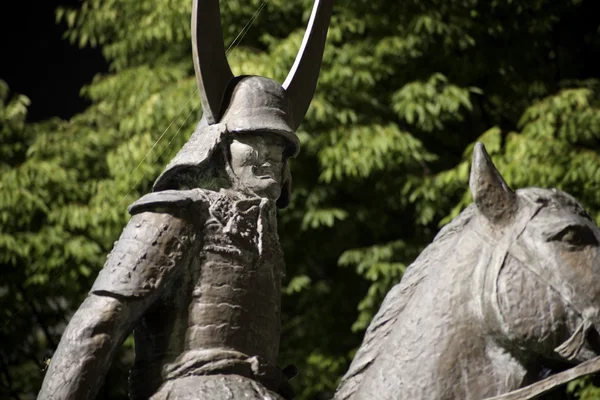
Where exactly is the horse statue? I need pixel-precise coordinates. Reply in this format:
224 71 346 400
335 143 600 400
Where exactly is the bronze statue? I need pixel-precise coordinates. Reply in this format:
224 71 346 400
37 0 332 399
335 143 600 400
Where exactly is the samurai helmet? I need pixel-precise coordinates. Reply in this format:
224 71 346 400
153 0 333 198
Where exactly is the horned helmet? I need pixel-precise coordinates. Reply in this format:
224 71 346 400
153 0 333 208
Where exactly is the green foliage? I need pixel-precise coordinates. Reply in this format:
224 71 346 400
339 240 413 332
2 0 600 398
392 73 476 132
0 81 31 170
568 376 600 399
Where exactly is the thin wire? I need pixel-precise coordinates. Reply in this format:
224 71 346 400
111 104 198 213
226 0 268 53
157 107 199 161
123 89 199 184
109 0 269 215
113 0 269 211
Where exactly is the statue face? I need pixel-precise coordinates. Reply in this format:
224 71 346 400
229 134 287 201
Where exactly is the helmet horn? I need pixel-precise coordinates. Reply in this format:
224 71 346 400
192 0 234 124
283 0 334 131
192 0 333 129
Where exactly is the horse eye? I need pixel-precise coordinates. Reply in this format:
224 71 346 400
550 225 599 246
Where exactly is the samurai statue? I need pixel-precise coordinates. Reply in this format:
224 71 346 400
38 0 332 399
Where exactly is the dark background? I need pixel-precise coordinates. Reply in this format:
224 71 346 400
0 0 107 122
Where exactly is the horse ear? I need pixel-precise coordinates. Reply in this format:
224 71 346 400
469 142 517 223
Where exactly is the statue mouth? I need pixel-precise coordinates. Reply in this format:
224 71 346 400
252 165 279 180
253 167 279 181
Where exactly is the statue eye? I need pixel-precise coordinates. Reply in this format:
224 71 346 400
263 150 283 164
550 225 599 246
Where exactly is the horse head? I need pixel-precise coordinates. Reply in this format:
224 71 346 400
471 143 600 369
335 143 600 400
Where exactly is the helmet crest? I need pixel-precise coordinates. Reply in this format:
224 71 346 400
192 0 333 137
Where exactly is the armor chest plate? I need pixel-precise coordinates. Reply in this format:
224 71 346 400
184 193 284 362
129 191 285 398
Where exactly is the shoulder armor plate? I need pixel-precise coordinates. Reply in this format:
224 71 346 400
91 212 197 298
128 189 211 215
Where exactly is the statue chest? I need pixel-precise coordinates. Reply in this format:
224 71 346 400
181 194 284 360
196 193 285 277
130 194 285 397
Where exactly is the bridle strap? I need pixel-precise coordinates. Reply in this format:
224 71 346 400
479 201 544 338
483 355 600 400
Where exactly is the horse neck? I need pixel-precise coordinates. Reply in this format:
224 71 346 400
389 230 531 399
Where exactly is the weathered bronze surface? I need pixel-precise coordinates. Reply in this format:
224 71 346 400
37 0 332 399
336 143 600 400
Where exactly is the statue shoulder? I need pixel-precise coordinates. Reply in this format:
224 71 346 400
91 211 197 298
128 188 212 215
91 189 217 298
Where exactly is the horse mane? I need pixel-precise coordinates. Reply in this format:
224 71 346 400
335 204 478 400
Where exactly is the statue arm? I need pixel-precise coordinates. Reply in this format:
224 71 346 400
37 292 151 400
39 190 209 399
